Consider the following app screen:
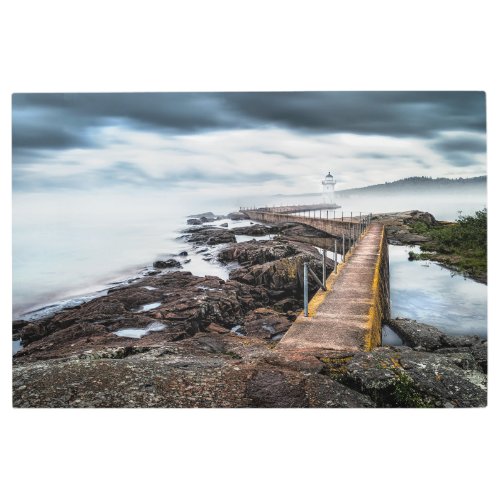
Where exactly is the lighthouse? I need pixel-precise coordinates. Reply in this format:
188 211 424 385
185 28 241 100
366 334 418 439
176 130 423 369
322 172 336 205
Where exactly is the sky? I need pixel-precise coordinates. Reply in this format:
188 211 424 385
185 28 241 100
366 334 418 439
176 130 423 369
12 91 487 195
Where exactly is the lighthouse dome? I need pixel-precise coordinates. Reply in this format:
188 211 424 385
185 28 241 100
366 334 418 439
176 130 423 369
325 172 333 178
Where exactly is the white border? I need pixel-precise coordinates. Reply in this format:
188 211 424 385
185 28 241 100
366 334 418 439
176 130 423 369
1 1 498 499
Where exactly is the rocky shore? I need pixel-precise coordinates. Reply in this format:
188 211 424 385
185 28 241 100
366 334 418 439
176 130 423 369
371 210 439 245
12 211 487 408
372 210 487 283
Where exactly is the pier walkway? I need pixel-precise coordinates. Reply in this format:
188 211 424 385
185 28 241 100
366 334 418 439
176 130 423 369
278 223 389 353
242 206 390 354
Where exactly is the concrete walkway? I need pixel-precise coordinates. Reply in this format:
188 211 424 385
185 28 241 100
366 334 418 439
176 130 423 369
278 223 386 354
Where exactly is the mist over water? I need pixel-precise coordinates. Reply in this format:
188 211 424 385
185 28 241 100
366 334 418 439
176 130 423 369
280 187 486 221
13 188 278 316
13 186 486 319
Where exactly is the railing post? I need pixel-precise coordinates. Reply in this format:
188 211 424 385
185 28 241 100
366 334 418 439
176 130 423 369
334 240 338 274
342 233 345 262
322 249 326 288
327 210 329 220
342 211 344 222
303 262 309 317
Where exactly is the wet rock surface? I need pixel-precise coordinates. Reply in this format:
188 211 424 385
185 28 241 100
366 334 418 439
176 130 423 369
227 211 250 221
153 259 182 269
232 224 275 236
241 308 293 340
331 346 487 408
13 214 487 408
182 227 237 246
221 239 335 302
388 318 486 371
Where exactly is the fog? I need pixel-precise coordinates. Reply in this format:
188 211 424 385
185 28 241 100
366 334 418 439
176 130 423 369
277 186 486 221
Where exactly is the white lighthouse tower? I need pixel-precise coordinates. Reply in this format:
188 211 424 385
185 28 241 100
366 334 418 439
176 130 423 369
322 171 336 205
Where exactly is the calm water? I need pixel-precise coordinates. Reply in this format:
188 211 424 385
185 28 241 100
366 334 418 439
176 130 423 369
389 244 487 337
13 190 272 318
382 325 404 346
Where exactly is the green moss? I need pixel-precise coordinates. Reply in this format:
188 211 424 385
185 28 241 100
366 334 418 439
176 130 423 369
408 209 487 281
391 370 432 408
408 221 430 234
320 356 352 379
408 250 420 261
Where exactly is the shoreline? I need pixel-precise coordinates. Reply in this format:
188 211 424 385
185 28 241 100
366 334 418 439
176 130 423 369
13 211 255 322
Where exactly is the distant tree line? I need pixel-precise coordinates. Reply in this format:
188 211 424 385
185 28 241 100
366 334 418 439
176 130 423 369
338 175 486 195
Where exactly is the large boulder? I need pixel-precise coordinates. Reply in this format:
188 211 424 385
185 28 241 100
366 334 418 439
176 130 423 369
184 228 237 246
388 318 485 354
227 211 250 221
232 224 274 236
218 240 298 265
153 259 182 269
229 253 333 296
337 346 487 408
188 212 220 221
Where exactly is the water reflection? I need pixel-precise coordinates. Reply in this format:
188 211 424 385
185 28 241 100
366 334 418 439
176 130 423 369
382 325 404 346
389 245 487 337
12 340 22 355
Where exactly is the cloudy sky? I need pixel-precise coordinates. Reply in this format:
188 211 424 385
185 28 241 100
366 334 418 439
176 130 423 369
12 92 486 195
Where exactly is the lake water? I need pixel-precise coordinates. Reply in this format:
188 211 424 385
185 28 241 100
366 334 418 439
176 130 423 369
388 244 487 338
12 190 267 318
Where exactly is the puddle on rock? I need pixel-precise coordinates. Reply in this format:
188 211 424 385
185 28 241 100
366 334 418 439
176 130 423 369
382 324 404 346
137 302 162 312
114 321 166 338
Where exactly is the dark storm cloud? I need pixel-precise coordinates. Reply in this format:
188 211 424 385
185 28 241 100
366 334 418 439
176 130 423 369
431 134 486 154
430 133 486 167
226 91 486 137
12 121 94 150
12 91 486 156
12 93 241 154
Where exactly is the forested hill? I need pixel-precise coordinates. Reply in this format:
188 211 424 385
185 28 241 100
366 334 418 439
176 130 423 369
337 176 486 197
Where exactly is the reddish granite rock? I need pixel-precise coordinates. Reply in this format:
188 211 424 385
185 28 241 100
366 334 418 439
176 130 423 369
241 308 292 340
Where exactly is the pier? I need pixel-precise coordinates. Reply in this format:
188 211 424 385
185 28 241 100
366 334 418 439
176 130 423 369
242 206 390 353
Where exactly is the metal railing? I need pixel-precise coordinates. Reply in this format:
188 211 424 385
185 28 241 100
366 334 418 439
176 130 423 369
302 217 372 317
240 205 373 227
238 204 374 318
